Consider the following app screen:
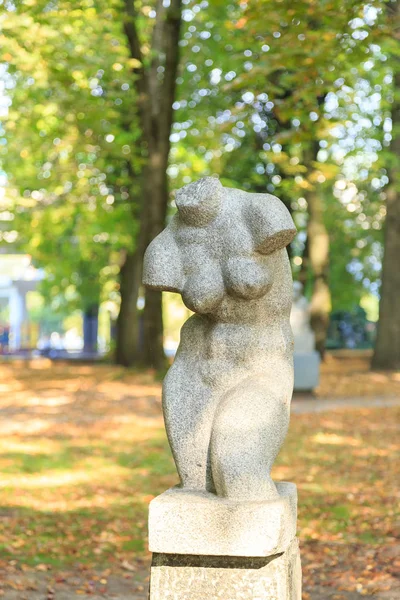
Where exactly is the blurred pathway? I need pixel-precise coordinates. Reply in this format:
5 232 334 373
292 395 400 413
1 572 397 600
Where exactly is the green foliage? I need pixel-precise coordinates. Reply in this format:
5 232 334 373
0 0 141 309
0 0 397 319
168 0 392 311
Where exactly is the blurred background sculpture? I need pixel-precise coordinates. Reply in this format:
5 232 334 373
143 177 297 501
291 281 321 392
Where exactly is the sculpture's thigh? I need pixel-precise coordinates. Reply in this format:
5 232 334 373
163 360 219 491
210 377 291 501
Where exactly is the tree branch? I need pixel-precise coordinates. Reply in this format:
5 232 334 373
158 0 182 148
122 0 152 144
149 0 167 123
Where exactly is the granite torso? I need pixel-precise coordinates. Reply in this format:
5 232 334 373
143 178 296 501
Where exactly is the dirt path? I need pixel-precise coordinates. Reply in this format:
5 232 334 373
0 569 148 599
292 395 400 413
1 569 399 600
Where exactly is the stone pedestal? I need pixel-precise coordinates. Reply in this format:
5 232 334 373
148 483 301 599
290 281 321 392
293 352 320 392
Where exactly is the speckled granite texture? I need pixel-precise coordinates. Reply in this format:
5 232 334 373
149 537 302 600
143 177 297 501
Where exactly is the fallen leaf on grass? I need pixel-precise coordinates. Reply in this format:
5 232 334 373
121 560 136 571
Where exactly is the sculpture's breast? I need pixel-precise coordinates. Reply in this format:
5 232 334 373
142 226 184 293
222 256 271 300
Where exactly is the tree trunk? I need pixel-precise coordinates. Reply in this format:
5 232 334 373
307 190 331 357
142 159 169 369
298 235 309 288
304 142 331 358
116 163 167 369
115 251 142 366
83 303 99 354
373 166 400 369
372 2 400 369
115 0 182 368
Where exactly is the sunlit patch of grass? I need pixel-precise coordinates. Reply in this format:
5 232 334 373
0 438 61 455
311 432 362 446
274 406 400 548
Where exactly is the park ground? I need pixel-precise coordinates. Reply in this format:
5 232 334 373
0 356 399 599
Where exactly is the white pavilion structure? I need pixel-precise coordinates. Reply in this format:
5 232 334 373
0 254 43 351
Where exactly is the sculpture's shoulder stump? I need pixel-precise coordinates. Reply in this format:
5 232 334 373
148 482 297 557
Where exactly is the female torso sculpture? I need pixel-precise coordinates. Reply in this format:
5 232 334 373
143 177 296 502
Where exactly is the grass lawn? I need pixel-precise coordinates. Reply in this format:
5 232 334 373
0 359 399 598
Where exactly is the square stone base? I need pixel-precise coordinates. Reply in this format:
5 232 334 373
149 537 301 600
294 351 320 392
149 482 297 557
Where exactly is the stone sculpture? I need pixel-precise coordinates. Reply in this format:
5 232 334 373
143 176 296 501
143 177 302 599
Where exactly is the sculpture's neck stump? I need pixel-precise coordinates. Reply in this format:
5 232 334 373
175 177 223 226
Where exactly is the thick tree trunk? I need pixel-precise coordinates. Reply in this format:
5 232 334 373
115 159 167 369
116 165 167 369
373 171 400 369
142 0 182 369
115 251 142 366
142 159 169 369
307 188 331 357
372 3 400 370
142 289 164 367
304 141 331 358
298 235 309 288
115 0 182 368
